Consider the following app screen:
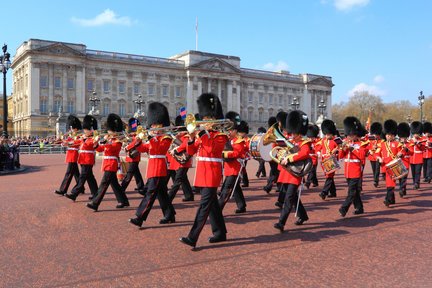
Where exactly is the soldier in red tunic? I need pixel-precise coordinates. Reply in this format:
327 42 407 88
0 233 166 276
129 102 176 227
218 111 247 213
318 119 339 200
55 115 82 196
409 121 425 189
377 120 403 207
168 115 194 202
121 117 146 195
274 111 289 208
397 122 413 197
305 124 320 189
338 117 367 217
273 110 311 232
87 114 129 211
263 116 280 194
238 120 250 188
368 122 384 188
421 122 432 183
179 93 228 248
65 115 99 201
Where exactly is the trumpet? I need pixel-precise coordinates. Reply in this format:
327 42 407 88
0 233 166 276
184 113 233 134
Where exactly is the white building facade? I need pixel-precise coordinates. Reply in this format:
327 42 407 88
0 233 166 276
11 39 333 136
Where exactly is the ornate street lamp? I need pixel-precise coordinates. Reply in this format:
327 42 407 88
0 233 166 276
133 94 145 119
0 44 11 138
88 91 100 116
418 91 425 123
318 97 327 117
291 97 300 110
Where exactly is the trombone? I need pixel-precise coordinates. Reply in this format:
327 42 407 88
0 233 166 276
184 113 234 134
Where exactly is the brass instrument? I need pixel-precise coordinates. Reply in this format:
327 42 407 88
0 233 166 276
184 114 233 134
168 136 192 165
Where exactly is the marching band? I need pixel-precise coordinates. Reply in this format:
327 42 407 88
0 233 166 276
54 92 432 249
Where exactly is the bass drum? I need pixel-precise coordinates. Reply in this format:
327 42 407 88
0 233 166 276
249 133 273 162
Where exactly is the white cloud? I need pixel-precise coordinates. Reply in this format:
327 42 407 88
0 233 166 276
262 61 290 72
71 9 133 27
334 0 370 11
348 82 386 97
373 75 384 83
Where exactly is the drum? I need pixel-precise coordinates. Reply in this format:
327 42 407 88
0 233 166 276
117 157 129 181
322 155 341 174
385 158 409 180
249 133 273 162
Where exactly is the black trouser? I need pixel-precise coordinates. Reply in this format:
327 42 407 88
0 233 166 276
306 164 318 187
410 164 422 187
70 165 98 196
59 162 80 193
167 169 176 184
278 183 308 226
399 175 407 195
370 160 380 184
92 171 129 206
423 158 432 180
340 178 363 213
264 161 279 191
385 187 395 204
187 187 227 242
256 159 266 177
168 167 193 202
218 175 246 211
322 177 336 196
121 162 145 192
135 177 175 221
242 161 249 186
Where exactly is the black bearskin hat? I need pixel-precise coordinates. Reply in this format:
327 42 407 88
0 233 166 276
83 115 98 130
225 111 241 130
175 115 184 127
147 102 170 127
423 121 432 134
276 111 288 129
370 122 383 135
197 93 224 120
358 125 368 138
106 113 124 132
194 113 201 121
237 120 249 134
321 119 337 135
268 116 277 128
410 121 423 135
343 116 363 136
307 124 320 138
397 122 411 138
383 119 398 135
128 117 140 132
67 115 82 130
257 126 266 134
286 110 308 135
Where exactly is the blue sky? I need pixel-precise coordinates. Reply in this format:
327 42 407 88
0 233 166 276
4 0 432 104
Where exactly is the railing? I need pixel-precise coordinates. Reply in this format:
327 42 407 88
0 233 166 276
18 145 67 154
241 68 303 82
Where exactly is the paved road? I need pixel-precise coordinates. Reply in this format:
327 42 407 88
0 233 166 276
1 154 431 287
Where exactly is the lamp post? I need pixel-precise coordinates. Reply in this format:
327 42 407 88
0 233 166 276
133 94 145 119
0 44 11 138
318 97 327 117
418 91 425 123
291 97 300 110
88 91 100 116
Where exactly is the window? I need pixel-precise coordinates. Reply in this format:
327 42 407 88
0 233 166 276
269 94 273 104
248 91 253 103
279 95 283 105
259 110 263 122
119 81 125 94
175 86 181 98
67 100 74 113
67 78 74 89
119 102 126 116
133 83 140 95
248 110 253 121
162 85 169 97
54 76 61 89
148 83 155 96
87 80 94 92
40 99 48 114
40 76 48 88
103 102 110 116
53 99 62 113
103 80 110 93
259 93 264 104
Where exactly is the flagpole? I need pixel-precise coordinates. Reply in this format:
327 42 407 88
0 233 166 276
195 16 198 51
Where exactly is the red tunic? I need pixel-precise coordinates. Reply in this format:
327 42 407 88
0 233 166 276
187 131 228 188
171 133 193 169
367 138 383 162
125 136 142 163
95 140 122 172
309 138 320 166
78 137 97 166
400 141 413 169
278 139 312 186
339 140 367 179
63 137 80 163
137 135 171 178
223 137 246 176
319 138 339 178
378 140 403 187
422 136 432 159
409 137 425 164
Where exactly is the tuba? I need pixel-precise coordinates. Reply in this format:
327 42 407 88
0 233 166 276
264 123 313 177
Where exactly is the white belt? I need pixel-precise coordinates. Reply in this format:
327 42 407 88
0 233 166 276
414 151 423 154
67 148 79 151
309 154 317 156
344 159 360 163
196 156 223 163
79 150 95 154
104 156 118 160
149 155 166 159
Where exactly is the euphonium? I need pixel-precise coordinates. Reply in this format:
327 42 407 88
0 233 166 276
184 113 233 134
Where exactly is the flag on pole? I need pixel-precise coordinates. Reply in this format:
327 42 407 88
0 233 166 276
195 16 198 51
180 106 187 119
365 110 371 132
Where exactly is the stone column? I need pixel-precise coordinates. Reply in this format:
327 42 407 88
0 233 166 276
195 77 202 113
76 66 85 114
227 80 233 111
62 67 68 111
48 64 54 112
236 81 241 113
29 63 40 114
186 72 193 114
207 78 212 93
326 93 332 119
302 74 311 117
218 79 222 99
